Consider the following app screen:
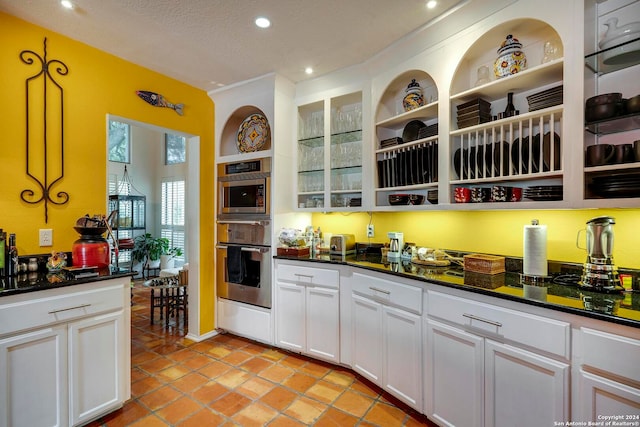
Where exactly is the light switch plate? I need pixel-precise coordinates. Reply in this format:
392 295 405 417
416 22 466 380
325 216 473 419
39 229 53 246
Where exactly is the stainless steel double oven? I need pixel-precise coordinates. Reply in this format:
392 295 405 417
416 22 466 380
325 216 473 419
216 158 272 309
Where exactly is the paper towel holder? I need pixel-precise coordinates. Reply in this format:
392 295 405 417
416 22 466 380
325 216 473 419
521 218 550 287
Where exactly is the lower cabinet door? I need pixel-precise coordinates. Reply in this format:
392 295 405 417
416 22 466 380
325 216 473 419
485 340 569 427
0 325 68 427
306 286 339 363
351 293 383 384
577 369 640 421
275 282 305 352
68 310 125 426
425 318 484 427
383 305 422 411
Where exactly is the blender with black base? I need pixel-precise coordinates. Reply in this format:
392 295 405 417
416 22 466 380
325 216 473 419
577 216 623 293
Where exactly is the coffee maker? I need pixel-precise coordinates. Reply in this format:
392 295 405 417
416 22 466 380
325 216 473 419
577 216 623 292
387 232 404 259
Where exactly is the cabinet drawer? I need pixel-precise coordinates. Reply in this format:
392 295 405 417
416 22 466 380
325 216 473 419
580 327 640 382
352 272 422 314
0 282 126 337
276 263 339 288
427 290 569 359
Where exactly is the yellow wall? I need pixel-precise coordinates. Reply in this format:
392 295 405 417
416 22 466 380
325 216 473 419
312 209 640 269
0 12 216 334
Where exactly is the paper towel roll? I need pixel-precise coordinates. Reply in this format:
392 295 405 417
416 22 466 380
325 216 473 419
523 223 548 276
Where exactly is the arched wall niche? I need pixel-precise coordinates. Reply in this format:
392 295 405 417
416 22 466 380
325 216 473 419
450 18 563 97
375 69 438 124
220 105 272 156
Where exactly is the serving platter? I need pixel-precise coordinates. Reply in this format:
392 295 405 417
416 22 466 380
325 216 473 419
237 113 270 153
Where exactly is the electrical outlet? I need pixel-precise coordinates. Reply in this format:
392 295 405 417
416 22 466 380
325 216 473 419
366 224 374 238
39 228 53 246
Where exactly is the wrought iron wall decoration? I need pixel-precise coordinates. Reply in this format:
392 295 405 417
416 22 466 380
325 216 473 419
20 37 69 223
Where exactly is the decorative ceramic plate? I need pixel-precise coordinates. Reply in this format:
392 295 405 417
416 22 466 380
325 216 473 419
237 113 270 153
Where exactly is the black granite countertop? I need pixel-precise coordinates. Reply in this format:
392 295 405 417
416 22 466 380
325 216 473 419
275 253 640 329
0 267 134 298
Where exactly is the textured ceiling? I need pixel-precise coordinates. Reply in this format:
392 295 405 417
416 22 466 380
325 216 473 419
0 0 466 91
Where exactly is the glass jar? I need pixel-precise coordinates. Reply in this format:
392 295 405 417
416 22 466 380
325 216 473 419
474 65 491 86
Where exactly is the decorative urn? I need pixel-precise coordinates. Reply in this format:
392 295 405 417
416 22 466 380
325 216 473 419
493 34 527 78
402 79 426 112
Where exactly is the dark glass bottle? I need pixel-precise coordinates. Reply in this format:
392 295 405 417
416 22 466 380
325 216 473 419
0 230 5 278
7 233 17 277
504 92 516 117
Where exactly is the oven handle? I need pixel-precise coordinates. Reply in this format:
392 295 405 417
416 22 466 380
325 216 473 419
216 244 271 254
217 220 270 226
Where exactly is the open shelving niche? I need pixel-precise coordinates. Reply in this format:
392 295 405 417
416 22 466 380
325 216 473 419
583 0 640 206
447 18 566 209
296 91 363 211
218 105 273 163
374 70 439 209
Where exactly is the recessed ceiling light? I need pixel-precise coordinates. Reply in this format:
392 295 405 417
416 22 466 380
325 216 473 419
61 0 74 9
255 17 271 28
305 67 313 75
426 0 437 9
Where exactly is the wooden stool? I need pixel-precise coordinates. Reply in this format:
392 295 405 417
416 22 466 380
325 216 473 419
144 276 188 326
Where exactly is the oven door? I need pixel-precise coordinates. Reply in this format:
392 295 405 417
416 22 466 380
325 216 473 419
219 178 270 215
216 243 272 309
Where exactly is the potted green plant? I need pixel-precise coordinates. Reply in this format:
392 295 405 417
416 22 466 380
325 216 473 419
132 233 168 269
160 245 183 269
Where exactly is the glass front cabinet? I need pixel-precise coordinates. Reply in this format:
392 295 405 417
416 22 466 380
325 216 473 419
297 91 363 211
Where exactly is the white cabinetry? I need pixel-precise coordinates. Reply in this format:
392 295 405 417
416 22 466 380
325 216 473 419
350 271 422 410
583 0 640 206
575 327 640 421
275 261 340 363
0 325 67 427
296 91 364 211
374 71 439 208
448 20 565 208
425 319 483 427
0 279 130 427
69 311 126 426
425 289 570 427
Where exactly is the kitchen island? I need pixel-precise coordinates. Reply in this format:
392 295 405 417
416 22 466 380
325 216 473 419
0 269 132 427
273 254 640 425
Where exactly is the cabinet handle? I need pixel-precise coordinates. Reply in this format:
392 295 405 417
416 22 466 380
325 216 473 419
48 303 91 314
294 273 314 279
463 313 502 327
369 286 391 295
217 220 270 226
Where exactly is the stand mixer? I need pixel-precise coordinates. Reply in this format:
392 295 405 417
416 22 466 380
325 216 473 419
577 216 623 292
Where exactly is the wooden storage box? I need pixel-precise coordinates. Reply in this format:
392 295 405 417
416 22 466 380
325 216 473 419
463 254 505 275
277 246 311 257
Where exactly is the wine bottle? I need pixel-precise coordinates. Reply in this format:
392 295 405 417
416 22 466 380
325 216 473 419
0 230 5 278
7 233 17 277
504 92 516 118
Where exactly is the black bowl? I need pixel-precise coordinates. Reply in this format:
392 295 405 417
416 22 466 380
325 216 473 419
74 226 107 236
389 194 410 205
585 103 623 122
409 194 425 205
586 93 622 108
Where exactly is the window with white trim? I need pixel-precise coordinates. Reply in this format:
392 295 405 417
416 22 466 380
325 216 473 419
161 178 186 264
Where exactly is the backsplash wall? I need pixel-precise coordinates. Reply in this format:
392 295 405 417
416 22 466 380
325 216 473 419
311 208 640 269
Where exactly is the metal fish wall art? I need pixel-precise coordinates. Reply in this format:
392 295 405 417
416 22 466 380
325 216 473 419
136 90 184 115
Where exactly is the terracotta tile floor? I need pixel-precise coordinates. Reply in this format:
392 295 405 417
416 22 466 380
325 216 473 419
88 281 438 426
